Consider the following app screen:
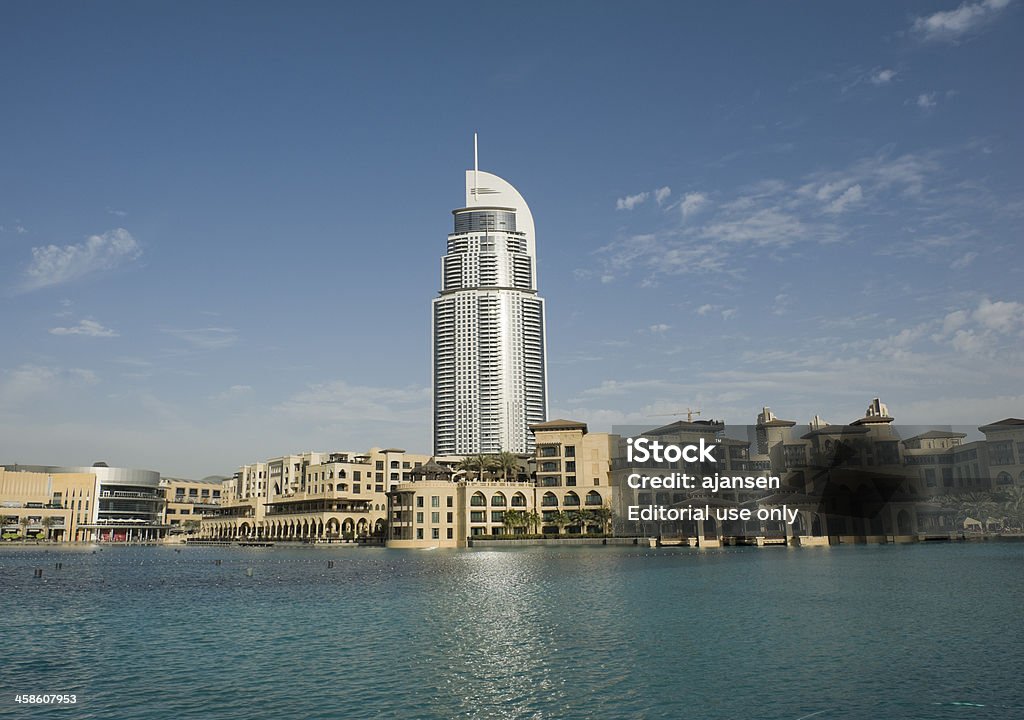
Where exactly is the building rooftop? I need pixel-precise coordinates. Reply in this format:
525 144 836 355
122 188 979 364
530 419 588 431
979 418 1024 431
902 430 967 442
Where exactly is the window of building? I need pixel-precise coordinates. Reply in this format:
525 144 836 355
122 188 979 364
417 529 423 540
432 528 439 540
432 512 440 524
431 496 440 508
989 441 1014 465
446 496 453 508
566 477 576 486
417 496 424 507
416 512 424 523
565 446 575 457
376 461 384 471
447 528 453 539
447 512 453 523
470 511 485 523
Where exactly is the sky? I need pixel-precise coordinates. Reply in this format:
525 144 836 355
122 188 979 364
1 1 1022 478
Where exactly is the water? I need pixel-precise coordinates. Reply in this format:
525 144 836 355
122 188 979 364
1 543 1022 719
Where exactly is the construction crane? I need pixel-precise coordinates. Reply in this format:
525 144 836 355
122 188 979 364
649 408 702 422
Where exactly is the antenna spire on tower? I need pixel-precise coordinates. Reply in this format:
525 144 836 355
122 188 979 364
473 132 479 204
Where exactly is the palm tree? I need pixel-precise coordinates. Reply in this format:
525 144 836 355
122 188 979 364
997 487 1024 531
458 454 494 482
590 505 614 534
494 451 520 482
41 516 55 542
524 509 541 534
18 516 31 541
937 492 998 531
567 509 589 534
552 511 570 536
502 509 522 534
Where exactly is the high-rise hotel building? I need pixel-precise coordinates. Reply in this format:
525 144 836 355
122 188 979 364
432 164 548 455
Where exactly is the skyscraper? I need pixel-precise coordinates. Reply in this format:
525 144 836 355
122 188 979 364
432 147 548 455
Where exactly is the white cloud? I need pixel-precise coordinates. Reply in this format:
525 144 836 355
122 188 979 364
699 207 807 246
721 308 738 320
616 192 649 210
912 0 1012 42
932 297 1024 355
276 380 430 426
645 323 671 334
917 93 937 109
22 228 141 291
49 318 119 338
941 309 970 335
772 293 791 316
209 384 253 401
680 192 708 218
588 150 950 286
696 304 716 316
654 186 672 205
950 251 978 269
824 184 863 214
162 327 238 350
973 298 1023 333
870 68 897 85
0 364 99 410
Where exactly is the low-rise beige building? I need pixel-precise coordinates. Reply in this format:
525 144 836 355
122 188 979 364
201 447 432 541
387 420 616 548
1 463 166 542
0 469 95 542
162 476 225 531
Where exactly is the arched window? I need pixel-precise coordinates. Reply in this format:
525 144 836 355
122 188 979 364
471 492 487 507
586 490 602 506
996 472 1012 485
563 491 580 507
491 492 506 507
511 492 527 507
542 492 558 507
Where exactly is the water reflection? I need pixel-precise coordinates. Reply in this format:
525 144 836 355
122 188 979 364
1 544 1022 719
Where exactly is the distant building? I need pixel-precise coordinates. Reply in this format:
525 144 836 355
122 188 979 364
200 448 432 541
1 463 165 542
161 476 224 530
611 399 1024 546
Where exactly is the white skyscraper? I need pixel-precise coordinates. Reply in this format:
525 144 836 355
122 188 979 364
432 149 548 455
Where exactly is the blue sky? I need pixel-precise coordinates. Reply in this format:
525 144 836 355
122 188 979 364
2 1 1021 478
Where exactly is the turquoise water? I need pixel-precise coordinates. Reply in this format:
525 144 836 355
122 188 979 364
2 543 1022 719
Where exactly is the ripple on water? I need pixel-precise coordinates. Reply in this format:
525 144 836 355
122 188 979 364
1 544 1023 719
